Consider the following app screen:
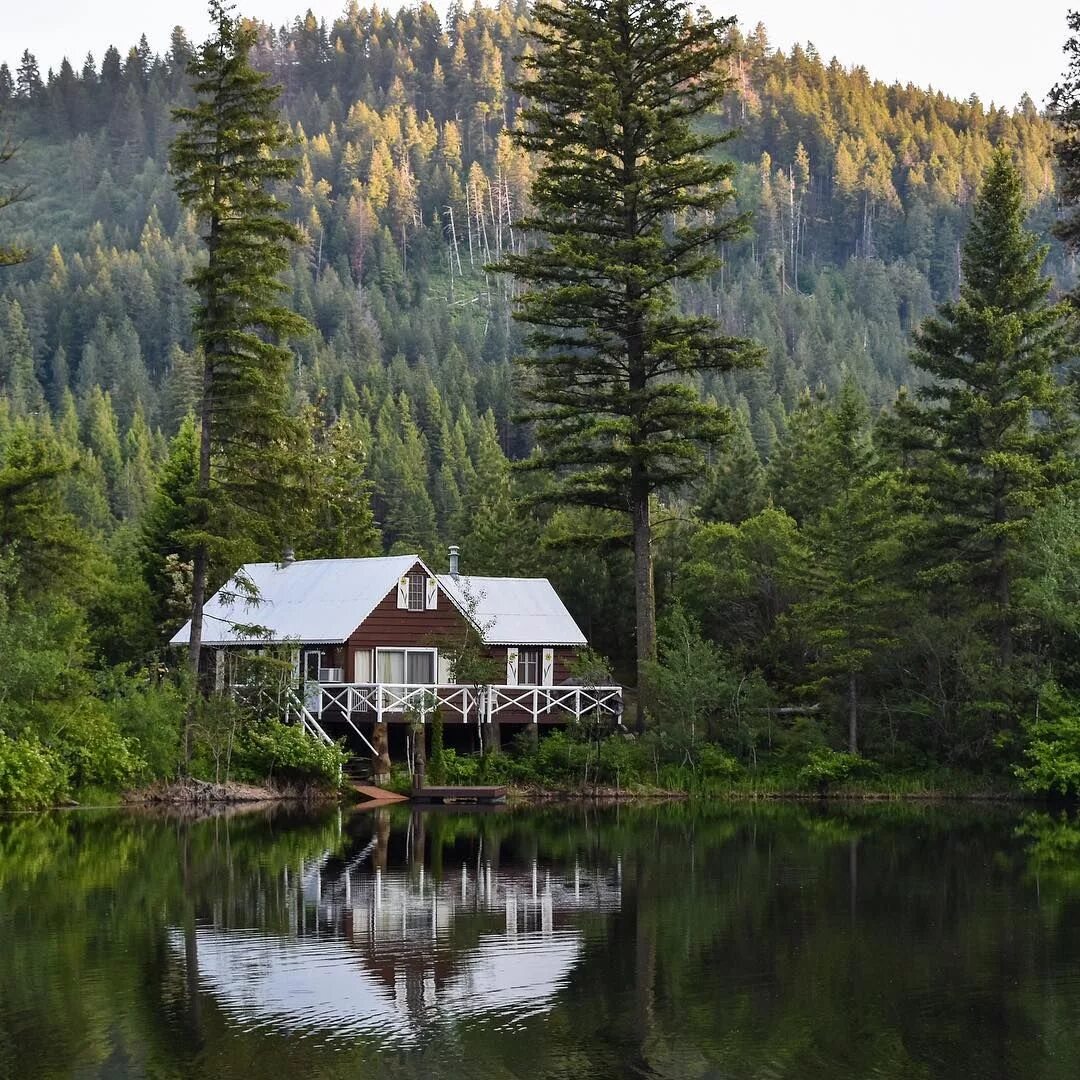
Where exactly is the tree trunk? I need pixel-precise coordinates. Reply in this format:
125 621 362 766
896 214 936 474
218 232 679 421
632 486 656 731
848 670 858 754
372 721 391 785
185 185 218 765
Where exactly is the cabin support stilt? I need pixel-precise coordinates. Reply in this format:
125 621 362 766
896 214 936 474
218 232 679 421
372 721 391 784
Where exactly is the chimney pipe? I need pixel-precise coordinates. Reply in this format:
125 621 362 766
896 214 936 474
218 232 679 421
282 547 296 566
448 544 460 578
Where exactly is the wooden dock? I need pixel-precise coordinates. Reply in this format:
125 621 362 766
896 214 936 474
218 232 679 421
350 782 409 806
411 785 508 805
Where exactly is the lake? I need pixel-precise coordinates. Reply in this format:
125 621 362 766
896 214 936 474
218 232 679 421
1 800 1078 1079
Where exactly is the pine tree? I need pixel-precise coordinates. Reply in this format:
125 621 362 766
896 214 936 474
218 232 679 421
495 0 762 698
900 148 1078 670
140 415 198 637
0 123 28 267
697 409 766 524
170 0 312 755
1051 11 1080 265
787 380 905 753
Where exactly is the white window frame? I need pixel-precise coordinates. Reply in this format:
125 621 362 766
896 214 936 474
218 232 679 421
518 648 541 686
375 646 439 685
407 573 426 611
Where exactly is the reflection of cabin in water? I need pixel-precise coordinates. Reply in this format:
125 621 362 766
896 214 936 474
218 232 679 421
170 549 622 756
168 820 622 1040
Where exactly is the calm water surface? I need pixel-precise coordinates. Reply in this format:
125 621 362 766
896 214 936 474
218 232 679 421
1 800 1079 1079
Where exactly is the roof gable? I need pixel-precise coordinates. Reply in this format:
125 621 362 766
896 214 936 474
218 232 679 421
169 555 426 646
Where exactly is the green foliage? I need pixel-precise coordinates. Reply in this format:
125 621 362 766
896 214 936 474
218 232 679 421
97 670 184 782
1016 689 1080 797
646 606 741 749
796 747 869 793
235 720 346 789
900 149 1078 669
496 0 763 685
170 1 314 733
0 732 68 809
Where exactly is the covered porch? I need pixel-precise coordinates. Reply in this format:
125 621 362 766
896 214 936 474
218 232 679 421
311 681 624 727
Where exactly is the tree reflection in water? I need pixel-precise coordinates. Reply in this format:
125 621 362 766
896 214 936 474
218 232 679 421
1 801 1080 1079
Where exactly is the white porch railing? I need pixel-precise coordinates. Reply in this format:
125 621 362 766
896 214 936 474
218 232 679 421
282 689 335 745
312 682 624 725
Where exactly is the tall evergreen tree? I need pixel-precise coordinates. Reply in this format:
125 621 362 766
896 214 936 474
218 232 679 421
495 0 762 699
1051 10 1080 268
899 148 1078 671
787 380 905 753
170 0 311 757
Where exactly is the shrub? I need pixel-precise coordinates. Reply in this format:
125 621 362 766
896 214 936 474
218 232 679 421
797 747 865 793
98 671 184 782
1016 708 1080 797
235 721 347 789
696 744 743 780
53 704 145 791
0 733 69 810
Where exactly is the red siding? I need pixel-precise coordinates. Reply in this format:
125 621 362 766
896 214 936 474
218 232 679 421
347 561 471 652
486 645 580 684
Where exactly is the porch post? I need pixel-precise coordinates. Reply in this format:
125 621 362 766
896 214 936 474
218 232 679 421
372 720 391 786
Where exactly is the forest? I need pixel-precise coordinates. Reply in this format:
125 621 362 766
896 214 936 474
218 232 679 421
2 0 1080 807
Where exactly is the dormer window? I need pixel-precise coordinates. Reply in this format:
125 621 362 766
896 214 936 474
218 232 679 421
396 570 437 611
407 573 426 611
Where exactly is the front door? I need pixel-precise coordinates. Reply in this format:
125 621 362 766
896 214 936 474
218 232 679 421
303 650 322 713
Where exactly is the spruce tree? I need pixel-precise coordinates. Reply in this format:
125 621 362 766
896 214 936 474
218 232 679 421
900 148 1078 670
170 0 311 754
495 0 762 698
1051 10 1080 263
788 380 905 753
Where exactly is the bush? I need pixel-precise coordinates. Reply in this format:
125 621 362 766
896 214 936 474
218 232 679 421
235 721 347 789
98 672 184 782
797 747 866 793
696 744 743 780
53 704 145 791
0 733 69 810
1016 708 1080 797
432 747 482 785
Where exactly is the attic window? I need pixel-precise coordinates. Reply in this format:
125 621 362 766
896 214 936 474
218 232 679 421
407 573 426 611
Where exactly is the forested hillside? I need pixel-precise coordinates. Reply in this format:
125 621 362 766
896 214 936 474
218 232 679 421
1 1 1078 805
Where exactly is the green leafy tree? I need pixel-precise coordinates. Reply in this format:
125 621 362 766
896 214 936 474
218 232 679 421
495 0 762 700
170 0 312 757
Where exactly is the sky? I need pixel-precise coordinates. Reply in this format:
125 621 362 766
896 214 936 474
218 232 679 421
2 1 1070 110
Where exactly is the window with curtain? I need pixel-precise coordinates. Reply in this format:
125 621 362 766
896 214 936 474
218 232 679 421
377 648 436 685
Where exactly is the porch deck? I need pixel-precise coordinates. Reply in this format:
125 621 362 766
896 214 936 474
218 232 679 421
311 682 624 726
411 785 508 805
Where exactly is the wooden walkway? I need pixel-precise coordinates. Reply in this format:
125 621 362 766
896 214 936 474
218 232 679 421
412 785 507 805
350 782 409 806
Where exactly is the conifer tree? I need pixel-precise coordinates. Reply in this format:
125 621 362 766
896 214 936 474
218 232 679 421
788 380 905 753
496 0 762 697
900 148 1078 670
1050 10 1080 267
170 0 311 752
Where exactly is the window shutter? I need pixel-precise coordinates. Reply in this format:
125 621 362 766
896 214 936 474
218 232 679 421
426 576 438 609
214 649 225 692
291 649 301 685
397 575 408 609
505 648 519 686
542 648 554 686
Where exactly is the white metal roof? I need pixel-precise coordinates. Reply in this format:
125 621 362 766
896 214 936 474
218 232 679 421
168 555 422 646
438 574 587 647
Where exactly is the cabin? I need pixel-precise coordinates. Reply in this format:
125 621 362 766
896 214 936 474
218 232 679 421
169 548 622 764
